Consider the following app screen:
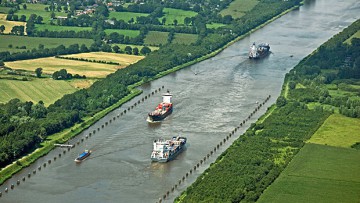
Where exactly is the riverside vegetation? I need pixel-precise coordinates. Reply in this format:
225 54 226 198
0 0 303 184
176 19 360 202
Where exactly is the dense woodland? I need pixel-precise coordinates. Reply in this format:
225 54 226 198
176 19 360 202
0 0 302 167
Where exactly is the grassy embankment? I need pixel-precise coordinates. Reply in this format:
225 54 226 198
0 2 302 185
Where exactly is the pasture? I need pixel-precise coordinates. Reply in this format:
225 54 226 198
16 3 67 24
0 14 26 34
104 29 140 38
220 0 259 19
172 33 198 45
0 6 11 14
144 31 168 46
308 113 360 148
258 143 360 203
160 8 197 26
35 24 92 32
206 23 226 29
0 35 93 53
0 78 77 106
64 52 144 65
5 57 122 78
109 11 149 23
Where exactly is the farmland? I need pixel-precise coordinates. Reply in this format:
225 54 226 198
35 24 92 32
308 113 360 148
0 78 77 105
5 57 121 78
104 29 140 38
64 52 144 65
109 11 149 23
0 14 26 34
172 33 198 45
0 35 93 53
160 8 197 25
220 0 259 19
144 31 168 46
258 143 360 203
16 3 67 24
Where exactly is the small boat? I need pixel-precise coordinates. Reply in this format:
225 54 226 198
147 91 173 122
151 136 187 162
74 150 91 162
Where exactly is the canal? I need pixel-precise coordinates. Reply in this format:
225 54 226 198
1 0 359 202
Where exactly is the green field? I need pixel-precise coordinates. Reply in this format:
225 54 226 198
206 23 226 29
35 24 92 32
160 8 197 26
111 44 159 52
0 6 11 14
0 14 26 34
144 31 168 46
16 3 67 24
220 0 259 19
109 11 148 23
258 143 360 203
308 113 360 148
104 29 140 38
172 33 198 45
0 35 93 53
344 30 360 44
0 78 77 106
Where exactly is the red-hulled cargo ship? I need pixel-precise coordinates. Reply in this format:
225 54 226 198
147 91 173 122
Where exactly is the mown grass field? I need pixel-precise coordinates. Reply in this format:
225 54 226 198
172 33 198 45
0 78 77 105
144 31 168 46
5 57 121 78
109 11 149 23
220 0 259 19
308 113 360 148
344 30 360 44
17 3 67 24
64 52 144 65
160 8 197 26
104 29 140 38
0 6 11 14
0 14 26 34
0 35 93 53
206 23 226 29
35 24 92 32
258 143 360 203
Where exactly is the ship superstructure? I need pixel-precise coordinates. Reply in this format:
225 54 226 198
151 136 187 162
147 91 173 122
249 42 270 59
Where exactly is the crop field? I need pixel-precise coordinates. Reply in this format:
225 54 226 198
35 24 92 32
308 113 360 148
5 57 122 78
344 30 360 44
0 78 77 105
258 143 360 203
64 52 144 65
16 3 67 24
172 33 198 45
0 14 26 34
104 29 140 38
220 0 259 19
144 31 168 46
160 8 197 26
0 35 93 53
109 11 148 23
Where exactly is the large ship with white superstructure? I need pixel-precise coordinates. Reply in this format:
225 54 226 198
147 91 173 122
151 136 187 162
249 42 270 59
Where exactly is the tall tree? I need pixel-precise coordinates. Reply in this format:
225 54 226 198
35 67 43 78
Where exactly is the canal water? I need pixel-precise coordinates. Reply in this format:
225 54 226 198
1 0 359 202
